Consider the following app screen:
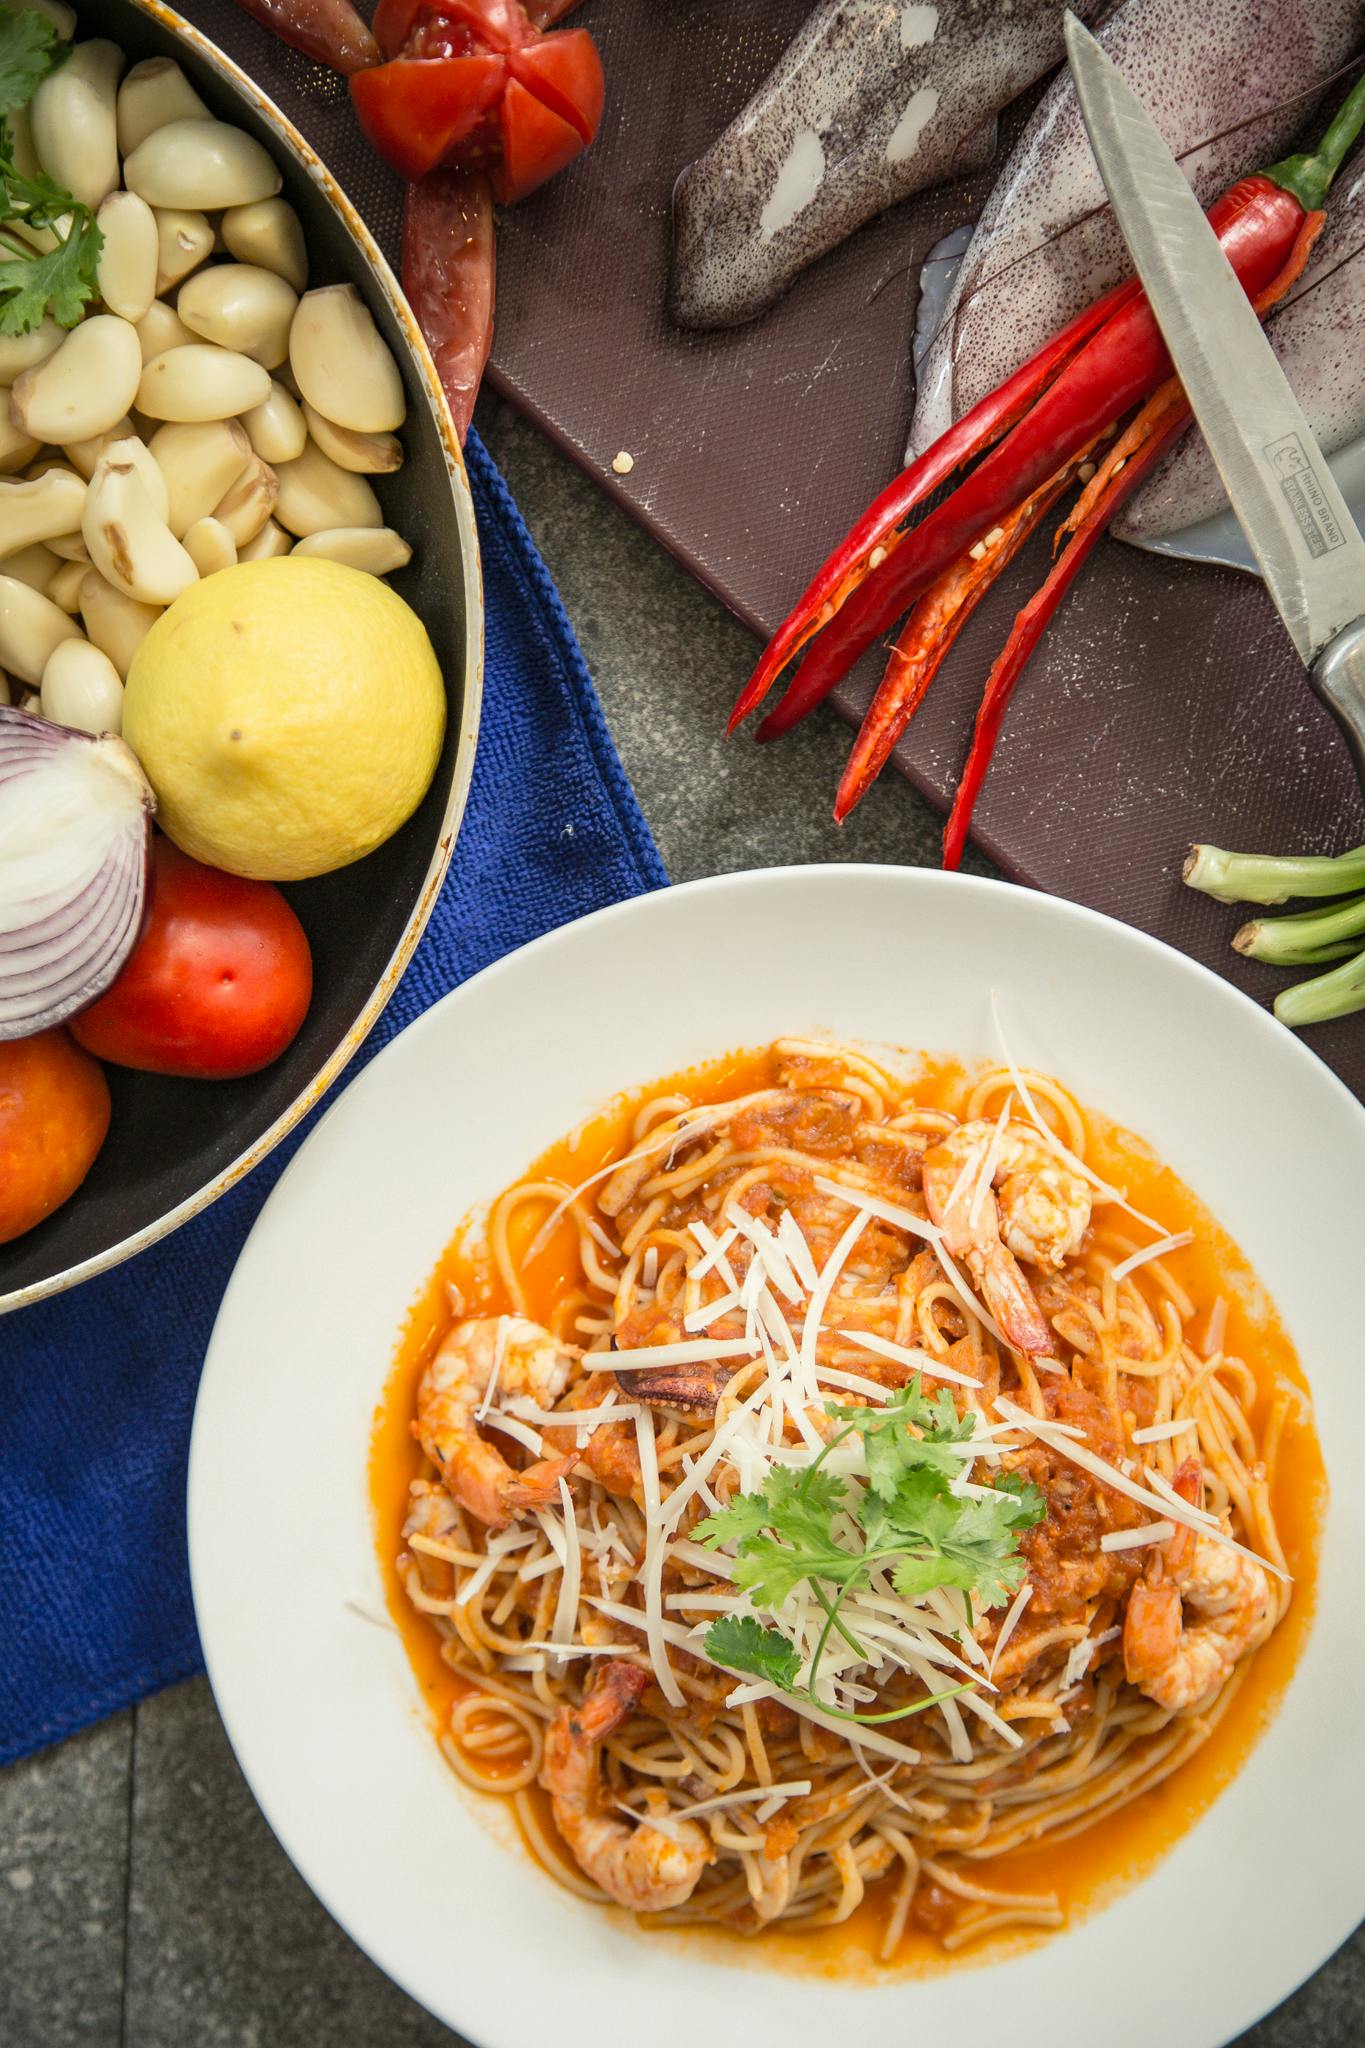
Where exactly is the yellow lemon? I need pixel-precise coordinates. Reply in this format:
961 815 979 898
123 557 445 881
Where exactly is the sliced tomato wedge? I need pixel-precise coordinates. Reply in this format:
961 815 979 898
353 0 603 201
352 53 506 182
507 28 602 147
492 75 581 202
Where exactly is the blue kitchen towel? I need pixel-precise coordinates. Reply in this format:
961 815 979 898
0 432 668 1765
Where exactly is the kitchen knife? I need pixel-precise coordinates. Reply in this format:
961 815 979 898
1064 11 1365 777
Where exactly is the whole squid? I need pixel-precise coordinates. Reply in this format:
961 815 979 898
1117 162 1365 540
669 0 1104 332
908 0 1365 458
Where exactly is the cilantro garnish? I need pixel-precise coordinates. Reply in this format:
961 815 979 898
0 14 101 334
697 1378 1045 1724
0 7 67 117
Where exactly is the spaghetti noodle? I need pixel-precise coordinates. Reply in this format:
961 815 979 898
386 1039 1310 1956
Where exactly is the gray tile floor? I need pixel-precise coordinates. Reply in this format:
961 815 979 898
2 399 1361 2046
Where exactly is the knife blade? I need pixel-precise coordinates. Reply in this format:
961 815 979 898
1063 12 1365 773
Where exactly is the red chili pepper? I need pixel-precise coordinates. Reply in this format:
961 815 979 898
403 166 497 443
230 0 378 75
731 74 1365 863
353 0 603 201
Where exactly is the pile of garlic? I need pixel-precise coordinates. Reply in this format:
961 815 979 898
0 11 413 737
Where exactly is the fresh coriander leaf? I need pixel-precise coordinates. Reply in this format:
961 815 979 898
878 1473 1042 1611
728 1530 862 1608
0 208 102 332
827 1377 977 1497
0 8 66 120
694 1492 774 1551
995 1472 1047 1524
1 154 85 230
703 1614 800 1690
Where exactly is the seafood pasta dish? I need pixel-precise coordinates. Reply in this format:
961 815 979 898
374 1040 1321 1963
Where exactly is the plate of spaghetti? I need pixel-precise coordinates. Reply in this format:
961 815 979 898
188 865 1365 2048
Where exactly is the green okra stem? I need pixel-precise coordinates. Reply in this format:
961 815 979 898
1234 889 1365 964
1273 948 1365 1027
1183 842 1365 906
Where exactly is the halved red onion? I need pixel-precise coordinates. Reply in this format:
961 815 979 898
0 705 155 1040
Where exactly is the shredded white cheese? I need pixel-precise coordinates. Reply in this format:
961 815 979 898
994 1397 1286 1580
1110 1231 1195 1284
634 1410 685 1707
1130 1418 1197 1445
1100 1520 1176 1552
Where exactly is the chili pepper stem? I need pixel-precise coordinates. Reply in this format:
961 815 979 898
1265 67 1365 213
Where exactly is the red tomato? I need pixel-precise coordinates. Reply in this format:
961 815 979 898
71 842 313 1081
0 1030 111 1244
352 0 603 201
352 53 506 181
403 166 496 442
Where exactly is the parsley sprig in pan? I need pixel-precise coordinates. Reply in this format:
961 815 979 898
696 1378 1045 1726
0 10 103 334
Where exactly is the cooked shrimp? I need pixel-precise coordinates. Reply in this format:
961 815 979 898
415 1315 578 1530
922 1120 1090 1355
1123 1461 1271 1712
541 1660 711 1911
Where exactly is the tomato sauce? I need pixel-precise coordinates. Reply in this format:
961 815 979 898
369 1046 1325 1975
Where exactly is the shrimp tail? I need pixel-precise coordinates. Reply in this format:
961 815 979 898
1123 1578 1182 1691
1163 1457 1203 1579
977 1243 1053 1356
505 1452 580 1515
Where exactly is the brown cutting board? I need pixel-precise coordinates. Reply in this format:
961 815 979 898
187 0 1365 1099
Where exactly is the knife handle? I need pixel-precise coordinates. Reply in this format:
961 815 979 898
1311 619 1365 785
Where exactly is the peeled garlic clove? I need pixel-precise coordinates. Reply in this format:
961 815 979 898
273 440 382 537
182 516 237 578
291 526 411 576
221 197 307 292
116 56 211 157
0 414 40 476
136 298 196 364
0 572 82 683
79 571 161 680
11 316 143 446
95 191 159 323
46 533 91 564
300 402 402 476
83 446 199 607
0 319 62 384
0 543 61 594
0 470 87 556
47 559 87 614
212 454 279 548
137 344 272 424
236 517 291 562
62 419 135 482
41 637 124 735
242 381 307 466
154 208 213 295
30 38 121 211
89 434 170 524
289 285 405 434
148 418 252 537
124 118 282 211
177 263 298 370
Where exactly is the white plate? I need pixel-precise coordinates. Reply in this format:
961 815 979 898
189 866 1365 2048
